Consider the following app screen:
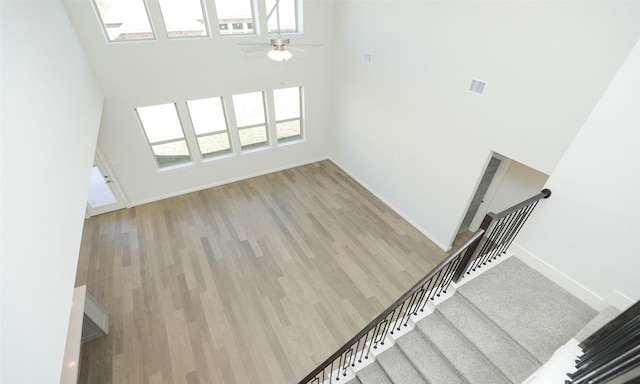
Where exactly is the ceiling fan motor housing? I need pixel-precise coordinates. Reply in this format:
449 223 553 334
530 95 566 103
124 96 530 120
270 38 290 49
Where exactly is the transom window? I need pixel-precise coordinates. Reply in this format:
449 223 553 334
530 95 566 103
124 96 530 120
273 87 303 143
93 0 301 41
214 0 256 35
266 0 298 34
186 97 232 158
92 0 155 41
136 104 191 167
232 92 269 150
157 0 209 38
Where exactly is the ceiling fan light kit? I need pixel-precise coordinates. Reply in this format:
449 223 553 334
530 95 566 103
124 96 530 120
268 47 293 61
240 0 320 61
267 38 293 61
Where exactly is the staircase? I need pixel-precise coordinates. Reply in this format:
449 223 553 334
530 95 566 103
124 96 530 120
343 256 597 384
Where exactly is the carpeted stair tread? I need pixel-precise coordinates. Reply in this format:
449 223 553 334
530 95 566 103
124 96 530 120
416 311 512 384
458 257 596 362
345 377 363 384
356 361 394 384
437 293 540 383
395 329 468 384
376 345 427 384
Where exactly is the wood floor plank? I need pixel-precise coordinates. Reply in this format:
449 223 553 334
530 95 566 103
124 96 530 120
76 160 466 383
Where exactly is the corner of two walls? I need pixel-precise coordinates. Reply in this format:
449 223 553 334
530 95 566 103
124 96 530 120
328 1 640 311
512 36 640 312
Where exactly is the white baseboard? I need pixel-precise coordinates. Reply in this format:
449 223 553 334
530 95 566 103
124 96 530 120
129 157 329 207
509 243 634 311
329 158 451 252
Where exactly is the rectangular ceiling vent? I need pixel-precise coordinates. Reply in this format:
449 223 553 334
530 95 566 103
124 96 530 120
469 79 487 95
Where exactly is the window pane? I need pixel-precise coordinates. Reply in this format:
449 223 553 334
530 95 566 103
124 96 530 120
158 0 208 38
238 126 268 149
198 133 231 158
152 141 191 167
232 92 265 127
273 87 301 121
187 97 228 135
277 120 301 142
266 0 297 33
137 104 185 143
215 0 255 35
93 0 154 41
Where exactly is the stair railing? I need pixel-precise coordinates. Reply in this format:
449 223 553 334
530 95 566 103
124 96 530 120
566 300 640 384
452 188 551 282
297 229 486 384
297 189 551 384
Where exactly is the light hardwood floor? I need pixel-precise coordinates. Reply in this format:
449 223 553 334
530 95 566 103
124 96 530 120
76 160 468 384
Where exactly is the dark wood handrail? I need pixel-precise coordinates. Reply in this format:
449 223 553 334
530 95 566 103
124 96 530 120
455 189 552 282
297 229 486 384
487 188 551 222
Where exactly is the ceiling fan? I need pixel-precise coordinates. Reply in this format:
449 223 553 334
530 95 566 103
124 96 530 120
239 0 321 61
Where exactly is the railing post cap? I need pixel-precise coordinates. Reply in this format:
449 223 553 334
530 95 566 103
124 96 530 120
541 189 552 198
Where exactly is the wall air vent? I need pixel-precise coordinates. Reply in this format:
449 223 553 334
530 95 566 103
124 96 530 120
363 52 373 64
469 79 487 95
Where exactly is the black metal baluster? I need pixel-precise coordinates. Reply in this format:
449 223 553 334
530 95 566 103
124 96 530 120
352 336 362 366
373 316 393 349
434 257 458 298
492 208 524 259
429 269 446 300
389 303 405 335
420 277 436 311
499 203 537 255
415 285 429 312
411 288 426 315
296 191 551 384
369 320 385 353
401 291 421 327
359 331 371 362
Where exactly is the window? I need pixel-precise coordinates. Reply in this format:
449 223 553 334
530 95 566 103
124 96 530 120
93 0 155 41
136 104 191 167
214 0 255 35
273 87 302 143
266 0 297 33
158 0 209 38
186 97 232 158
232 92 269 150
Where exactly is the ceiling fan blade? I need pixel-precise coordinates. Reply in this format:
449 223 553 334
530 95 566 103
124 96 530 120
288 47 306 52
289 43 324 47
241 46 268 53
238 42 271 47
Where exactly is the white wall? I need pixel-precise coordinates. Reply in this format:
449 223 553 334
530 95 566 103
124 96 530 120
513 37 640 311
485 160 549 214
329 1 640 249
63 0 335 206
469 158 549 231
0 1 103 382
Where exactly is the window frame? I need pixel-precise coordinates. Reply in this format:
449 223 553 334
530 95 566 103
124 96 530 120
157 0 211 39
266 0 299 34
273 86 304 144
92 0 157 42
135 103 193 169
214 0 257 36
232 91 270 151
186 97 234 160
